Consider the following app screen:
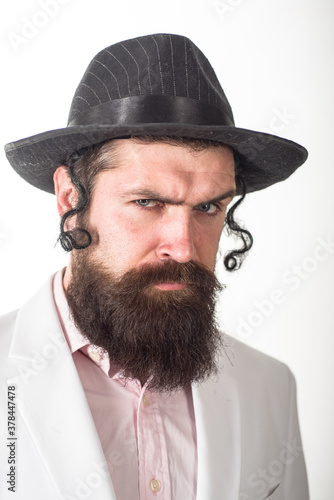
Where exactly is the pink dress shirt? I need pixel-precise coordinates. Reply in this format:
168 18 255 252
52 269 197 500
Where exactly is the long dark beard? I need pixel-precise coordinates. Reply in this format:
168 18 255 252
66 254 225 392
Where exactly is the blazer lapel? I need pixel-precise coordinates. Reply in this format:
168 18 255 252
7 277 116 500
192 367 241 499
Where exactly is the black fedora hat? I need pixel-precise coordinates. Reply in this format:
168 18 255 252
4 33 307 194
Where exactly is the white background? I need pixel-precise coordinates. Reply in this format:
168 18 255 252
1 0 333 498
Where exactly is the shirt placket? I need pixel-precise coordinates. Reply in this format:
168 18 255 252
137 388 172 499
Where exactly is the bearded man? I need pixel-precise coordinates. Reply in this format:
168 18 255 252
1 34 308 499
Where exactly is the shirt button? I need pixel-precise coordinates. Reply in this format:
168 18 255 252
89 350 102 362
142 395 149 407
149 478 161 493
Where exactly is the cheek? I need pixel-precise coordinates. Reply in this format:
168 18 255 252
194 223 224 266
93 211 159 263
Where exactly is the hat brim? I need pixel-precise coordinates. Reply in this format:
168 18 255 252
4 123 308 195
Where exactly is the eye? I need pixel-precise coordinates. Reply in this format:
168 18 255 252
197 203 221 215
135 199 158 208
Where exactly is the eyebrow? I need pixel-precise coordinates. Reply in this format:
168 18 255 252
122 188 237 206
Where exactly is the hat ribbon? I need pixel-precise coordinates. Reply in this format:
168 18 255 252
68 95 234 128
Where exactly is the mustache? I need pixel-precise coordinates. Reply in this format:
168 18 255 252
109 259 224 292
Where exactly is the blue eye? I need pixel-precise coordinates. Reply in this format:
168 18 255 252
135 199 157 208
198 203 220 215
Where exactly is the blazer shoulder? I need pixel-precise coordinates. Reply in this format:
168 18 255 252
0 274 57 368
223 334 296 394
0 309 19 354
225 333 291 369
0 308 18 327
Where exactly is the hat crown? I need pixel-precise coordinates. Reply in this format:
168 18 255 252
68 33 234 126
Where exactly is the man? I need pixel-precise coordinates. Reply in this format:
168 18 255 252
1 34 308 499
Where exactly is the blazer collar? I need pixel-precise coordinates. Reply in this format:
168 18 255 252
192 352 241 499
8 276 117 499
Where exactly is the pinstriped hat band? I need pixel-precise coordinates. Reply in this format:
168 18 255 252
4 33 308 194
68 96 234 128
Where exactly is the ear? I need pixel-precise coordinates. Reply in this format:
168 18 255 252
53 166 78 216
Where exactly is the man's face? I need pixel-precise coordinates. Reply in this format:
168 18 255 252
74 138 236 278
60 139 236 391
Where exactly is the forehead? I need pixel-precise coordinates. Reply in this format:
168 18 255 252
99 138 236 190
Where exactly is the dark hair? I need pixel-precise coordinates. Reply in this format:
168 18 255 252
59 136 253 271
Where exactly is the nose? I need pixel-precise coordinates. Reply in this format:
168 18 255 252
155 211 196 263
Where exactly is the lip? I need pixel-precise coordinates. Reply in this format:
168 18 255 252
154 283 187 291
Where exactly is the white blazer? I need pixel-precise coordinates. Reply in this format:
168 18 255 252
0 276 309 500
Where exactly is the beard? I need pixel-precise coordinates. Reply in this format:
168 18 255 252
66 251 225 393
